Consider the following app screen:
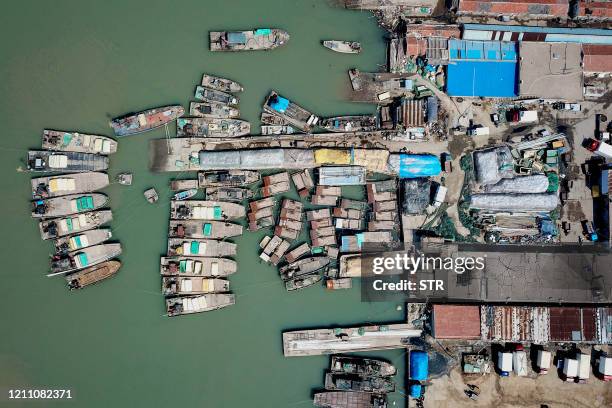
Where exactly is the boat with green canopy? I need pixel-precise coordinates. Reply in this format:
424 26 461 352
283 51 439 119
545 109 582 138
32 193 108 218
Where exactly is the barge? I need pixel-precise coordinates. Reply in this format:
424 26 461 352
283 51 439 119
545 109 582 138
210 29 289 51
42 130 117 154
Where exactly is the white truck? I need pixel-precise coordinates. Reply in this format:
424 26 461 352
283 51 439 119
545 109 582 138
537 350 551 375
587 139 612 160
577 353 591 383
563 358 579 381
513 350 528 377
498 352 513 376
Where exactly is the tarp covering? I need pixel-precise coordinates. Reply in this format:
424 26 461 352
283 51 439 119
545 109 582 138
388 154 441 178
353 149 390 173
410 351 429 381
227 32 246 44
485 174 549 194
473 146 514 185
470 193 558 212
318 166 366 186
198 149 315 170
268 96 290 113
314 149 351 165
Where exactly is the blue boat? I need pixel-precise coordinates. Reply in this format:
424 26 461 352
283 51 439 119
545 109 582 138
172 189 198 201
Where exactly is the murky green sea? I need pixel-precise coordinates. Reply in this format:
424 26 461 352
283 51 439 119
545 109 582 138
0 1 407 406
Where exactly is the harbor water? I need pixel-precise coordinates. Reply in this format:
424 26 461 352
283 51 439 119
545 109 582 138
0 0 408 406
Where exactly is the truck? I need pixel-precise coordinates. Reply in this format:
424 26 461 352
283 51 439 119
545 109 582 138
598 355 612 381
577 353 591 383
498 352 513 376
586 138 612 160
510 110 538 123
513 346 528 377
562 358 579 381
468 126 489 136
581 220 598 242
537 350 552 375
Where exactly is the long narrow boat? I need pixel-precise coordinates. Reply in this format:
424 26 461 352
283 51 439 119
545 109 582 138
330 356 397 377
39 210 113 240
27 151 109 173
279 256 330 281
320 115 377 132
201 74 243 93
42 130 118 155
189 102 240 119
54 228 113 254
170 179 199 191
167 238 237 257
176 117 250 138
110 105 184 137
160 256 237 277
162 276 229 296
32 193 108 218
313 392 387 408
285 273 322 291
48 243 122 277
324 373 395 393
172 189 198 201
194 86 239 106
168 220 243 239
170 200 245 221
205 187 253 202
166 294 235 316
31 172 109 199
198 170 260 187
210 29 289 51
323 40 361 54
65 260 121 290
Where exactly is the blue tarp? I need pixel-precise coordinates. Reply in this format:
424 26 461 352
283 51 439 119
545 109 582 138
410 351 429 381
268 96 290 113
396 154 441 179
409 384 423 398
447 61 517 97
227 32 247 44
254 28 271 36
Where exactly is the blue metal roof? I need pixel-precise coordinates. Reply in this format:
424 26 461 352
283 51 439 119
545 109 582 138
449 39 517 62
447 60 518 98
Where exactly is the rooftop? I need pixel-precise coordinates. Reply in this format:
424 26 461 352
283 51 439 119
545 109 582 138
458 0 569 17
583 44 612 72
432 305 481 339
578 0 612 19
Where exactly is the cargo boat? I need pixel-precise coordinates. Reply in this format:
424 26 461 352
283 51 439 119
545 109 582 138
324 373 395 393
279 256 330 281
162 276 229 295
313 392 387 408
330 356 396 377
198 170 260 187
170 179 199 191
48 243 122 277
160 256 237 277
172 189 198 201
285 273 322 291
166 294 235 316
27 150 109 173
32 193 108 218
42 130 118 155
65 260 121 290
210 29 289 51
54 228 112 254
31 172 109 199
263 91 319 133
323 40 361 54
167 238 237 257
194 86 239 106
168 220 243 239
189 102 240 119
176 117 250 138
110 105 184 137
205 187 253 202
320 115 377 132
170 200 245 220
201 74 243 93
39 210 112 240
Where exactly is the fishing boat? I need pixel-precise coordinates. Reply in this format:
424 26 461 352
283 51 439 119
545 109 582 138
198 170 260 187
168 220 243 239
110 105 184 137
170 200 245 220
260 125 296 135
170 179 199 191
166 294 235 316
31 193 108 218
285 273 322 291
205 187 253 202
48 243 122 277
42 130 118 155
320 115 377 132
31 172 109 199
194 86 239 106
144 188 159 203
116 173 133 185
323 40 361 54
313 392 387 408
172 189 198 201
162 276 229 296
27 150 109 173
263 91 319 133
167 239 237 257
54 228 113 254
160 256 237 277
326 278 353 290
261 112 288 126
39 210 113 240
324 373 395 393
209 29 289 52
201 74 243 93
189 102 240 119
65 260 121 290
279 256 330 281
330 356 397 377
176 117 250 138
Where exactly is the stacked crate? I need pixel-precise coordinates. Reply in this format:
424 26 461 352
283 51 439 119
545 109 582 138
291 169 314 198
259 235 291 266
248 197 276 231
333 198 367 231
262 172 290 198
275 198 303 241
307 208 338 258
311 185 340 206
366 179 399 232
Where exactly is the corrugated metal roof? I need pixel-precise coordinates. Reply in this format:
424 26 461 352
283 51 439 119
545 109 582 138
583 44 612 72
579 0 612 18
549 307 598 342
463 23 612 36
432 305 481 339
449 39 517 61
400 99 424 127
459 0 568 17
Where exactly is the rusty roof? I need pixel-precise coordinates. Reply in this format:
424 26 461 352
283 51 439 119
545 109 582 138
549 307 597 342
404 24 461 56
432 305 481 339
583 44 612 72
459 0 569 16
579 0 612 18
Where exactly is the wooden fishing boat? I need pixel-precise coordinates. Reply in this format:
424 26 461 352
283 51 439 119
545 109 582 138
263 91 319 133
176 117 250 138
65 260 121 290
320 115 377 132
48 243 122 277
279 256 330 281
53 228 113 254
170 179 199 191
330 356 397 377
189 102 240 119
27 150 108 173
172 189 198 201
201 74 243 93
285 273 322 291
116 173 133 185
323 40 361 54
168 220 243 239
170 200 245 220
194 86 239 106
160 256 237 277
326 278 353 290
166 239 237 257
110 105 184 137
32 193 108 218
42 130 117 155
324 373 395 393
162 276 229 295
205 187 253 202
39 210 113 240
144 188 159 203
198 170 260 187
313 392 387 408
166 294 235 316
210 29 289 52
31 172 109 199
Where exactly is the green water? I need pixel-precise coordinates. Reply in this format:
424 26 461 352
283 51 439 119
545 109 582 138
0 1 408 407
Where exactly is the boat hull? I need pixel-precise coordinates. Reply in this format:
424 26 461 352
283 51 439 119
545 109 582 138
161 256 237 276
48 243 122 276
189 102 240 119
201 74 243 93
32 193 108 219
27 151 109 173
166 294 235 316
53 228 113 254
167 239 237 257
194 86 239 106
168 220 244 239
177 117 250 138
323 40 361 54
31 172 109 199
210 29 289 52
65 260 121 290
110 105 184 137
170 200 246 220
39 210 113 240
42 130 118 155
162 276 230 295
